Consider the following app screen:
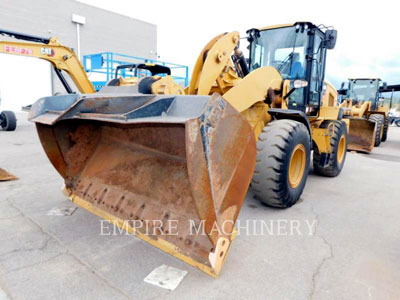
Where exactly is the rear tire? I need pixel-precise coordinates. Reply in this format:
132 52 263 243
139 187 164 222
369 114 384 147
0 111 17 131
381 116 389 142
313 120 348 177
251 119 310 208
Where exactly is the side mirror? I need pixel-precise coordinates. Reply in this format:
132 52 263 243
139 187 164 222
324 30 337 50
382 82 388 89
340 82 345 89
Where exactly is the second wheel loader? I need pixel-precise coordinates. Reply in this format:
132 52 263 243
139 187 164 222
29 22 346 277
339 78 400 152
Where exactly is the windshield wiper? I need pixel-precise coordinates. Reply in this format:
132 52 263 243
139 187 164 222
277 52 294 72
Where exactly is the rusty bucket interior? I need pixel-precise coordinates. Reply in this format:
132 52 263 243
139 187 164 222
30 93 256 277
347 118 376 153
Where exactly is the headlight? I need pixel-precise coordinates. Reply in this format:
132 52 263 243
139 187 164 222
294 79 308 89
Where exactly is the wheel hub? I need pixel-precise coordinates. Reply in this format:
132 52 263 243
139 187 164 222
288 144 306 189
337 135 346 164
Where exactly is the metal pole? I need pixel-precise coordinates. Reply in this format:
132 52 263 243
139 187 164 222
50 65 55 95
185 66 189 87
390 89 394 109
76 23 81 61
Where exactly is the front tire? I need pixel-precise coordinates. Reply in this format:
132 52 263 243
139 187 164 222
369 114 384 147
0 111 17 131
313 120 348 177
381 116 389 142
251 119 310 208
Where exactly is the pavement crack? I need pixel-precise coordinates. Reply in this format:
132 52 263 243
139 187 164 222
309 204 334 300
0 237 51 257
4 198 134 300
7 253 64 274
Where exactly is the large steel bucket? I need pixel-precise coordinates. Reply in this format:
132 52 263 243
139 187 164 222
347 118 376 153
29 90 256 277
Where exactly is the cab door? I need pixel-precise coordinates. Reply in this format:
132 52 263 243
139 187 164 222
306 30 327 116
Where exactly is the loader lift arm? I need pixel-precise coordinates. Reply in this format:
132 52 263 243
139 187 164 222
0 29 95 94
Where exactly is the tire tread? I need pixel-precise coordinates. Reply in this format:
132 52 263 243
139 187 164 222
1 111 17 131
251 119 310 208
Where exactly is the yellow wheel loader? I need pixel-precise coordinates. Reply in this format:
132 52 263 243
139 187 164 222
29 22 346 277
338 78 398 152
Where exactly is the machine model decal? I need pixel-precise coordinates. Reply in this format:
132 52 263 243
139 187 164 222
40 47 55 56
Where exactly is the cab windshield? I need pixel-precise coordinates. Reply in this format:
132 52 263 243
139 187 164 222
250 26 308 80
347 80 379 102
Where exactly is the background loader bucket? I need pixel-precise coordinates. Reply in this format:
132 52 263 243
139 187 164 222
29 91 256 277
347 118 376 153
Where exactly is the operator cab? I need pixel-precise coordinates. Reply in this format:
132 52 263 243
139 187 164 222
247 22 337 116
115 63 171 79
346 78 381 110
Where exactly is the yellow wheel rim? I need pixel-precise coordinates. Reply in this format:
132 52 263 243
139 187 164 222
337 135 346 164
288 144 306 189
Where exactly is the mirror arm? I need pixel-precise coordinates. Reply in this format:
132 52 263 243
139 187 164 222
283 88 297 100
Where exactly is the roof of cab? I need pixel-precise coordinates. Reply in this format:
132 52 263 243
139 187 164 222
258 22 317 31
349 78 382 81
258 23 295 31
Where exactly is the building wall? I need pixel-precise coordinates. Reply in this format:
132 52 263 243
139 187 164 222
0 0 157 93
